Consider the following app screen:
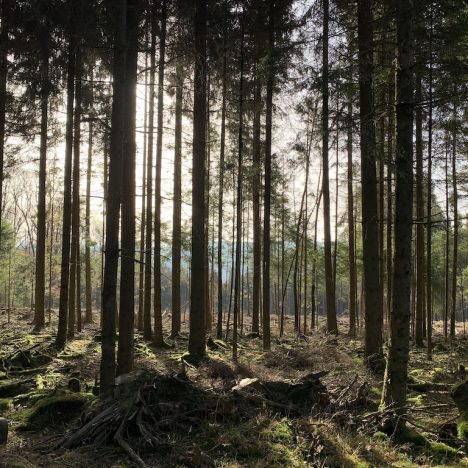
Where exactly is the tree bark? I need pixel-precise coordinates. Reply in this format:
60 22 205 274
171 65 183 337
84 119 93 323
233 6 245 360
68 44 83 339
382 0 414 410
153 0 167 347
415 70 424 347
262 0 274 351
117 0 139 375
357 0 381 362
252 74 262 336
0 0 9 252
55 6 76 349
347 100 357 337
450 108 458 339
100 0 127 395
216 9 227 339
143 3 156 341
188 0 207 359
33 11 50 330
426 14 433 358
322 0 337 335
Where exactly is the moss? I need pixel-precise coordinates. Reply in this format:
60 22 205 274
407 394 424 407
428 441 459 455
393 426 427 446
372 431 389 441
0 398 12 415
264 420 293 442
18 393 93 431
394 427 459 458
451 380 468 439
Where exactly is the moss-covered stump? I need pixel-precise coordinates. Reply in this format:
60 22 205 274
451 380 468 439
18 393 93 431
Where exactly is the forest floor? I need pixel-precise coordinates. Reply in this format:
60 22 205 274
0 309 467 467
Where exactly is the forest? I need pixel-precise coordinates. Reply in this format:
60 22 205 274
0 0 467 466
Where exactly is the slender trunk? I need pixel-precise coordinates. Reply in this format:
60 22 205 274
386 69 394 328
311 171 323 331
34 17 50 330
171 65 183 337
48 155 56 323
0 0 9 251
347 100 357 337
252 74 262 336
143 4 156 340
69 45 82 339
153 0 167 346
188 0 207 358
137 52 148 332
382 0 414 410
216 14 227 339
444 143 450 339
100 0 127 395
204 74 211 332
322 0 338 334
262 0 274 351
426 13 433 359
450 108 458 339
84 119 94 323
233 8 245 360
55 9 76 349
117 0 138 375
415 70 424 347
357 0 381 362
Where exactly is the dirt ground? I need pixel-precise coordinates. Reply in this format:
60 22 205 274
0 308 467 467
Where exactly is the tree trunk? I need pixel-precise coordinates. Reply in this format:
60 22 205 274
188 0 207 359
84 119 93 323
426 13 433 358
55 8 76 349
415 70 424 347
171 65 183 337
450 109 458 339
216 8 227 340
252 74 262 336
444 143 450 340
100 0 127 395
382 0 414 410
33 13 50 331
262 0 274 351
204 74 211 333
357 0 381 363
117 0 139 375
143 3 156 341
322 0 338 335
386 70 394 329
137 52 148 332
68 45 82 339
233 7 245 360
0 0 9 252
347 100 357 337
153 0 167 347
